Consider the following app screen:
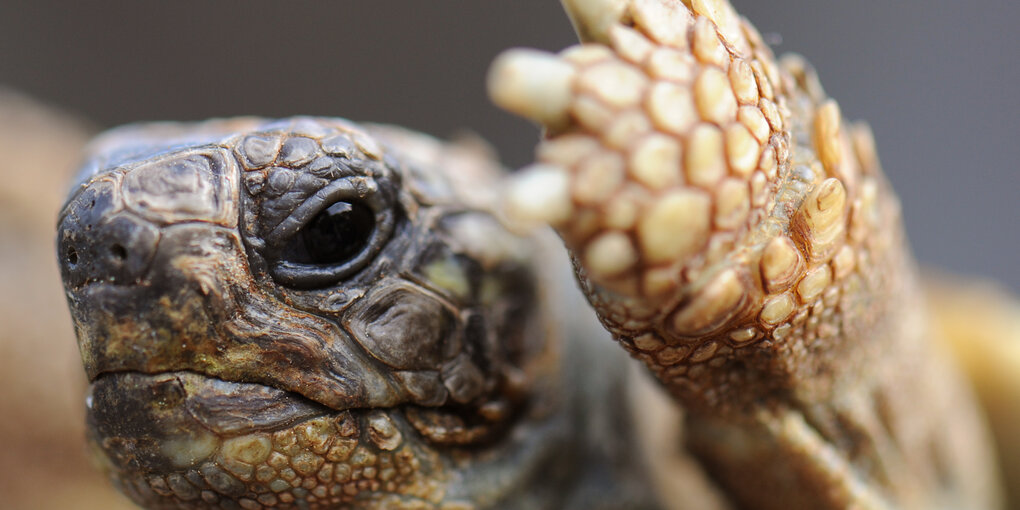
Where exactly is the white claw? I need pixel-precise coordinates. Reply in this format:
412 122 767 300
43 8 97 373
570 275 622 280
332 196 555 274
560 0 630 43
487 49 576 130
503 164 574 226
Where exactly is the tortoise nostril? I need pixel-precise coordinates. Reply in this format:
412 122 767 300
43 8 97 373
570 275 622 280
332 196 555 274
110 244 128 262
66 246 79 266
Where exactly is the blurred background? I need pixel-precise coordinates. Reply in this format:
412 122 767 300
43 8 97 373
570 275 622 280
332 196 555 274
0 2 1017 509
1 1 1017 291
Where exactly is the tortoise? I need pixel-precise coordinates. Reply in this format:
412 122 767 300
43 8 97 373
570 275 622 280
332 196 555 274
51 0 1020 509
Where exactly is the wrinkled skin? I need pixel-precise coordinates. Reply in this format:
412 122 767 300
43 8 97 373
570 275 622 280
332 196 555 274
57 118 655 509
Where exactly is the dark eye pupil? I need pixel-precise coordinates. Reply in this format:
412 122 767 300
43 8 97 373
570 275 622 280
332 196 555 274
298 201 375 265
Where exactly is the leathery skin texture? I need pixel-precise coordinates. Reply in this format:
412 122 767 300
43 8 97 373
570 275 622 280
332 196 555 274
57 117 659 509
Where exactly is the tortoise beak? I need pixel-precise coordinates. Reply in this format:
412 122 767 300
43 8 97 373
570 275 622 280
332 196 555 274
57 176 161 290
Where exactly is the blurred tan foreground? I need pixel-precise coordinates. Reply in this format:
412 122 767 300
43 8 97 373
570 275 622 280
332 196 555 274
0 90 135 509
0 90 1018 509
928 276 1020 509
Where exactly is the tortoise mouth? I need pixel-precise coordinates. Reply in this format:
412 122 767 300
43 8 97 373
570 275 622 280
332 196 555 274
67 267 389 413
83 371 439 508
88 371 335 444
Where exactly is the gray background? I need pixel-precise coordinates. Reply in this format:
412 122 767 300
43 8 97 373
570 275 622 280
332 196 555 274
1 1 1017 291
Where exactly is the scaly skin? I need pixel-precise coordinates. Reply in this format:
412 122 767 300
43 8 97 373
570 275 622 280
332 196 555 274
490 0 1001 508
56 117 658 509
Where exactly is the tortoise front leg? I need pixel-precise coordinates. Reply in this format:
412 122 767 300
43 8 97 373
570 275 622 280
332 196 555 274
489 1 1001 508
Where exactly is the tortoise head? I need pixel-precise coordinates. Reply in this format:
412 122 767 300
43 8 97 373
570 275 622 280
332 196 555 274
56 118 564 508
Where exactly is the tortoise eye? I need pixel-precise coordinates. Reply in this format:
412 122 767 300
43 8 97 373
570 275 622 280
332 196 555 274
262 176 395 289
290 200 376 265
